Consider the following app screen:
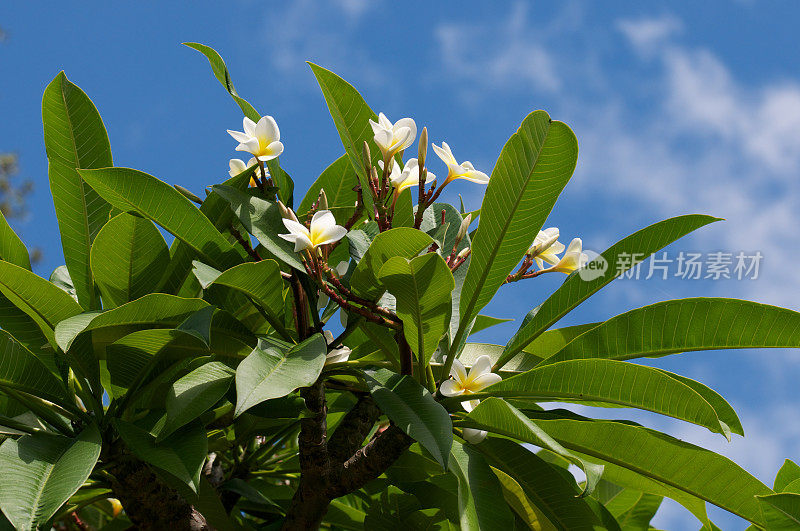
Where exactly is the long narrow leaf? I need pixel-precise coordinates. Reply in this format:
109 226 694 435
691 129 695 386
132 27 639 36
499 215 720 368
42 72 113 309
454 111 578 353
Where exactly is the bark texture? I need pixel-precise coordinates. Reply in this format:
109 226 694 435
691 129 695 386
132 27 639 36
108 455 209 530
281 383 413 531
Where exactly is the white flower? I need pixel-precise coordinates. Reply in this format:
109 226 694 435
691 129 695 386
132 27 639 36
369 113 417 159
461 428 487 444
379 159 436 194
323 330 351 365
279 210 347 252
431 142 490 185
528 228 565 269
551 238 589 274
439 355 501 412
227 116 284 162
317 261 349 311
229 157 268 187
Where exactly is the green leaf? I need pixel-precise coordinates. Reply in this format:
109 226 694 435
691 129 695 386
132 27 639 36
523 323 600 360
211 184 304 271
197 259 288 338
159 168 253 295
0 424 101 530
351 228 433 301
379 253 455 367
481 359 731 436
528 409 771 527
0 261 83 348
419 203 471 344
234 334 327 416
184 42 293 204
454 111 578 352
90 213 169 308
613 492 663 530
0 293 50 361
491 467 556 531
114 420 207 493
546 298 800 365
448 440 515 530
106 329 206 399
499 214 721 368
0 210 31 270
464 398 604 496
0 330 66 405
42 71 113 310
775 460 800 492
364 368 453 468
757 493 800 529
54 293 253 354
49 265 79 303
159 361 234 440
298 154 359 223
307 62 376 216
78 167 241 271
470 315 513 336
176 306 216 347
474 437 601 531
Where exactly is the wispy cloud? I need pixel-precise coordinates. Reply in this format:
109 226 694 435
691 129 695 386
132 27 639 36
260 0 388 90
435 2 561 99
616 14 683 57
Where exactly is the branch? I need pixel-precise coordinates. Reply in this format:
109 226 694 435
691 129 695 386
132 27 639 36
327 395 381 464
327 425 412 499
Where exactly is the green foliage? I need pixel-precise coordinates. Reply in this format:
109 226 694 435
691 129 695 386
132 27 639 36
0 41 794 530
43 72 113 310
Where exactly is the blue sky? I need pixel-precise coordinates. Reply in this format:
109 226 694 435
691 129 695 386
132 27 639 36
3 1 800 527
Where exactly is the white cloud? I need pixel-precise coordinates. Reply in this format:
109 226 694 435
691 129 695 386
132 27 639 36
435 2 560 97
663 46 800 173
616 15 683 57
436 7 800 526
261 0 386 88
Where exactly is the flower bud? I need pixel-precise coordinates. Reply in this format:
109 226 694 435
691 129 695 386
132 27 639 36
317 189 329 211
418 126 428 167
457 247 471 260
362 140 372 167
277 200 298 222
174 185 203 205
455 213 472 245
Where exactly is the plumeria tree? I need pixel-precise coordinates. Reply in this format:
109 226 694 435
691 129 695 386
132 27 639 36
0 42 799 530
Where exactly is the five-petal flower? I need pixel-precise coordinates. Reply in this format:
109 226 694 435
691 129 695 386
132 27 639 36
551 237 589 274
370 113 417 159
431 142 490 185
528 227 565 269
279 210 347 252
379 159 436 194
227 116 284 162
229 157 268 187
439 355 501 412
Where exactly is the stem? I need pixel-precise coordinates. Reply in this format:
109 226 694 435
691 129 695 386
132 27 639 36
290 271 311 339
397 330 413 376
229 224 261 261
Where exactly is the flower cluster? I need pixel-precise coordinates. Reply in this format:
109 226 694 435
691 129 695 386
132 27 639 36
527 227 588 274
225 112 492 255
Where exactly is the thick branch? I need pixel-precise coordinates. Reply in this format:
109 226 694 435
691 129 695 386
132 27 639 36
327 425 412 498
327 395 381 463
281 380 330 530
108 454 208 530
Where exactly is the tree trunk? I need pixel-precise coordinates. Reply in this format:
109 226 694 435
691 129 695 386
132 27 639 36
108 456 209 530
